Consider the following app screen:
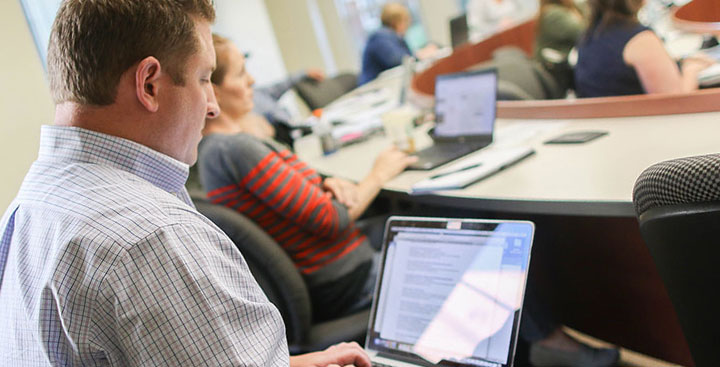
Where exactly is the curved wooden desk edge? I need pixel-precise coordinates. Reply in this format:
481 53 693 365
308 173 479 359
496 89 720 119
672 16 720 33
672 0 720 33
391 191 635 218
412 20 537 96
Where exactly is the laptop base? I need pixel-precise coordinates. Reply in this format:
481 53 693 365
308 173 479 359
408 141 488 170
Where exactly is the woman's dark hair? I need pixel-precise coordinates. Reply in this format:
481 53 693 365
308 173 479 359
540 0 581 13
587 0 644 34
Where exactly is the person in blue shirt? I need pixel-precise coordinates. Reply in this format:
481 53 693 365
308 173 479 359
358 3 436 85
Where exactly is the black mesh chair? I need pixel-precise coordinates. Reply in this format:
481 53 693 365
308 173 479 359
190 191 369 353
469 47 565 100
633 153 720 367
294 73 358 111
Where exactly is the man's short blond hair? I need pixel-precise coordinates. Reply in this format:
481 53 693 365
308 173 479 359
380 2 410 30
48 0 215 106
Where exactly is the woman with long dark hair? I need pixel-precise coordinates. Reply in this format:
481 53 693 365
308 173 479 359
574 0 713 97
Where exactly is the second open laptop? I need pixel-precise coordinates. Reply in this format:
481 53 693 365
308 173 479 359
409 68 498 170
450 14 470 49
365 216 535 367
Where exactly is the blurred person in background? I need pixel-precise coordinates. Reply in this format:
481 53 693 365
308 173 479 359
358 2 437 85
575 0 714 97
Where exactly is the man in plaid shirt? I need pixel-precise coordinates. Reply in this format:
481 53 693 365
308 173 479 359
0 1 369 366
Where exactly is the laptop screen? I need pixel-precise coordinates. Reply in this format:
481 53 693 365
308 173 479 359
433 69 497 139
449 14 469 49
366 217 534 367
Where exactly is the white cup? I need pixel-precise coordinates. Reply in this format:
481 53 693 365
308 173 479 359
382 107 417 153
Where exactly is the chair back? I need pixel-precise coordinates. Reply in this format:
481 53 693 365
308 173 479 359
192 198 312 346
294 73 358 111
633 154 720 367
469 46 564 100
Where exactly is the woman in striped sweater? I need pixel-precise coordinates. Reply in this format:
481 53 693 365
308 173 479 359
197 34 416 320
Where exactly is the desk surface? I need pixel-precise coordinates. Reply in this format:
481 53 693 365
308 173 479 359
297 111 720 217
672 0 720 33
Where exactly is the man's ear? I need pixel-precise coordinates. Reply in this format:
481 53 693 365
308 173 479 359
135 56 163 113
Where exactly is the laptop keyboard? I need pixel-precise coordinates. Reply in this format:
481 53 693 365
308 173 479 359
415 143 473 158
372 360 500 367
410 142 484 170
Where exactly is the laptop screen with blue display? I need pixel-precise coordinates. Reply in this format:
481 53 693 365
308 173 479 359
433 69 497 139
366 217 534 367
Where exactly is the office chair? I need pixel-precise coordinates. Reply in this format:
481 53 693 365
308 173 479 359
633 153 720 367
469 47 564 100
190 194 370 353
538 47 574 94
294 72 358 111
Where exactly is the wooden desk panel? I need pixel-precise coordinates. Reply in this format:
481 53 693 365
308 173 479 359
412 20 537 97
673 0 720 33
497 89 720 119
409 15 720 120
529 214 692 366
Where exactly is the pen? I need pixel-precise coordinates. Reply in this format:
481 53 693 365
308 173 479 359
430 163 483 179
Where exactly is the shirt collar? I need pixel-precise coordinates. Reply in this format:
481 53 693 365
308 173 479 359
38 125 190 197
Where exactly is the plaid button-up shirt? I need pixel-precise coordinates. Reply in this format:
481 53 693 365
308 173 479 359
0 126 288 366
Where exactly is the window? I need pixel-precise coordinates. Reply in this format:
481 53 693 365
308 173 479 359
457 0 470 12
19 0 62 69
334 0 429 57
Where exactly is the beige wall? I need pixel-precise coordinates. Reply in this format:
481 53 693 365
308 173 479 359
265 0 460 77
265 0 327 74
316 0 359 73
265 0 357 75
214 0 289 85
418 0 461 47
0 1 54 210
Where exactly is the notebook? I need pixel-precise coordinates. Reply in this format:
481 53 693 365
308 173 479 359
410 146 535 193
366 216 535 367
409 68 497 170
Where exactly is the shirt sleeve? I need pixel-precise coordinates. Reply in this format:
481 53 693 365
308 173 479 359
369 35 412 70
207 135 353 239
255 71 306 101
95 222 289 367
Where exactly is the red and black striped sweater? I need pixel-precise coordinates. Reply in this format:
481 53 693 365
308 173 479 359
197 133 374 297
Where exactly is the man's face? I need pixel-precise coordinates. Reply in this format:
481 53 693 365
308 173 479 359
214 44 256 119
396 14 411 35
162 19 219 165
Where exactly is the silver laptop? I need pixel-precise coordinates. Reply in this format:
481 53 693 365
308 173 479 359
365 216 535 367
409 69 497 170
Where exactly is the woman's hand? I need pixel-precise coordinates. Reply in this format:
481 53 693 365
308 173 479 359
323 177 359 208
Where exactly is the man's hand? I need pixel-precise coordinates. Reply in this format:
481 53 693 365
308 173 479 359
306 68 326 82
323 177 359 208
368 146 418 184
415 43 439 60
289 342 371 367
